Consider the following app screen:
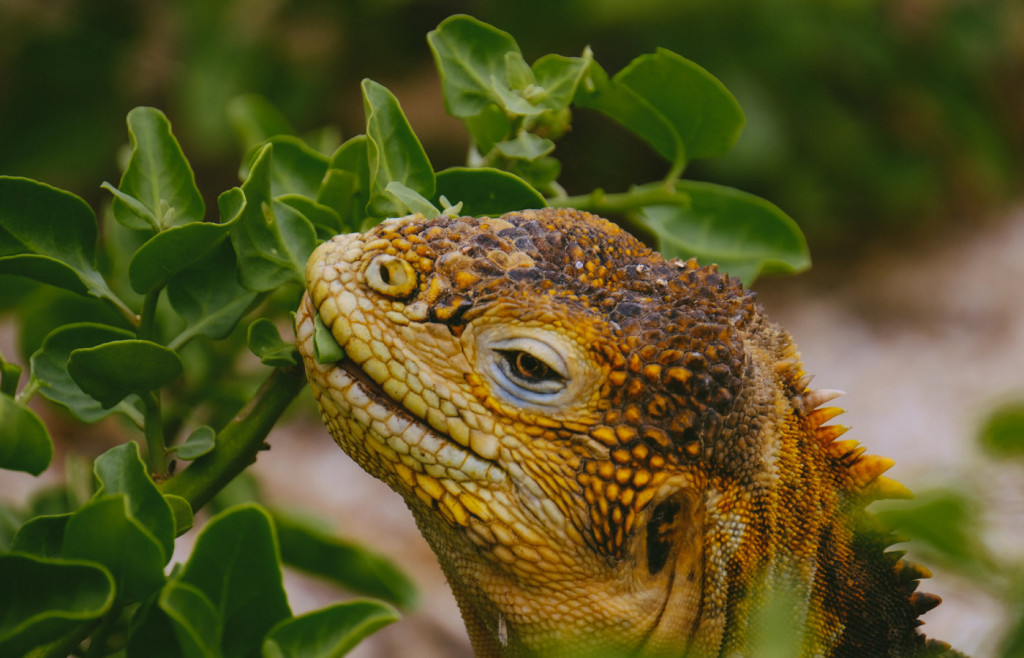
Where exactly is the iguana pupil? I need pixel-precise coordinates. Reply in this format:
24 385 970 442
506 350 557 382
298 208 962 658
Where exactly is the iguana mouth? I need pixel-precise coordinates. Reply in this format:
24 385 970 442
298 294 502 483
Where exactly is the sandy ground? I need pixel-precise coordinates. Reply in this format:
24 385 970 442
4 206 1022 656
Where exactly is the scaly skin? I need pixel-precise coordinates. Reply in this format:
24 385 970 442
296 208 961 657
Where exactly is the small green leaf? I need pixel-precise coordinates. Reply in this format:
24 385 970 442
362 79 436 219
240 136 329 200
313 313 346 364
31 323 142 423
0 177 119 301
68 339 184 408
494 132 555 160
428 15 539 117
94 441 176 560
274 509 418 609
634 181 810 284
159 580 223 658
0 357 20 397
62 494 168 602
129 222 233 294
531 52 591 112
435 168 546 217
231 144 317 291
166 238 259 347
110 107 204 231
0 553 114 657
263 600 398 658
247 319 299 368
228 93 294 152
181 504 291 658
164 494 195 536
979 402 1024 459
0 393 52 475
177 426 216 461
384 182 441 219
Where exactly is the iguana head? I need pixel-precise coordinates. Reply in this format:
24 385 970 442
297 208 950 657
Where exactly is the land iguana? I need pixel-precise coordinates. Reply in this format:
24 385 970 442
296 208 961 657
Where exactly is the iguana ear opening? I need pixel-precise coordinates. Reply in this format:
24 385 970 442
634 489 707 654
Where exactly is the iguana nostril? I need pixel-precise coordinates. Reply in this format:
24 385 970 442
365 254 417 298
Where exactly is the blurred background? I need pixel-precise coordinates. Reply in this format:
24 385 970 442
1 1 1022 656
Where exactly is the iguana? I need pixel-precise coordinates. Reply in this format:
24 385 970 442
296 208 961 657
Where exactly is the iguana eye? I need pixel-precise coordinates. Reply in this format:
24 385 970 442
487 337 569 402
498 350 563 385
366 254 417 298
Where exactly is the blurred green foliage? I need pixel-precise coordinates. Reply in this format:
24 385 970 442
1 0 1020 252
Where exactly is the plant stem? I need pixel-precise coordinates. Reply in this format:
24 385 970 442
550 183 691 215
142 391 168 479
159 366 306 511
137 288 161 341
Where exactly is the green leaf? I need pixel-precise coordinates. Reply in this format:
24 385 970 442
494 132 555 160
228 94 294 152
129 222 233 294
159 580 223 658
247 319 299 368
231 144 317 291
68 340 184 408
577 50 745 173
274 510 418 609
428 15 538 118
263 600 398 658
240 136 329 200
531 52 591 112
384 182 441 219
31 323 142 423
313 313 345 364
181 504 291 658
277 195 342 235
62 495 168 602
177 426 216 461
614 49 745 161
11 514 71 558
362 79 436 219
435 168 546 217
93 441 176 560
634 181 810 284
0 177 119 301
979 402 1024 459
165 494 195 536
320 136 372 232
876 490 989 571
0 393 52 475
0 553 114 657
110 107 205 231
575 61 682 167
464 104 512 155
166 237 259 348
